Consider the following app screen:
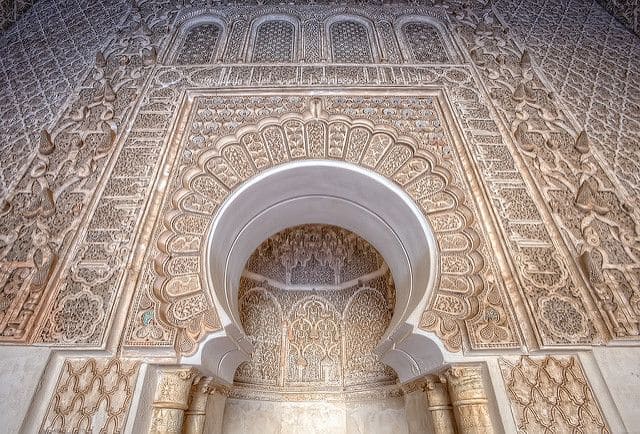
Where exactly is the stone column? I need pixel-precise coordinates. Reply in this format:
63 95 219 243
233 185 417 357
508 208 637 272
148 367 196 434
401 378 430 433
202 384 230 434
182 378 211 434
445 366 494 434
424 376 457 434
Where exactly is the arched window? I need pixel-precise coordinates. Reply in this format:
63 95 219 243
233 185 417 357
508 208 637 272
402 22 450 63
174 23 222 64
329 20 373 63
252 20 295 62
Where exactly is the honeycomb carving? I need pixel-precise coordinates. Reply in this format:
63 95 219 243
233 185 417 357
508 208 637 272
235 224 397 398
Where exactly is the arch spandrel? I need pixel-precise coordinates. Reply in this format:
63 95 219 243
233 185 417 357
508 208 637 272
152 98 518 362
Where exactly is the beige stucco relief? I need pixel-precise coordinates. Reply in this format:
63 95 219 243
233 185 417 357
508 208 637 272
0 2 637 432
499 355 610 433
41 358 140 433
452 3 640 341
0 0 177 346
129 93 519 355
0 1 634 357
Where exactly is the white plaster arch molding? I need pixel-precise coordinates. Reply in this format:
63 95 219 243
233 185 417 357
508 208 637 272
182 160 445 384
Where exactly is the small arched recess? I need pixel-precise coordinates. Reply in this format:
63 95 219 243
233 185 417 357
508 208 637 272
246 15 300 62
395 15 463 63
325 15 380 63
166 15 227 65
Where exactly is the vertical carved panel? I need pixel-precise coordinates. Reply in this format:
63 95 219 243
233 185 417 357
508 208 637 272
377 20 402 63
235 288 282 386
42 358 140 433
286 296 342 385
344 289 394 386
224 19 248 62
303 19 322 62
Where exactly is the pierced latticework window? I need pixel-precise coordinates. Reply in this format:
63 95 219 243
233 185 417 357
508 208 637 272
252 20 295 62
330 20 373 63
175 23 221 64
402 22 450 63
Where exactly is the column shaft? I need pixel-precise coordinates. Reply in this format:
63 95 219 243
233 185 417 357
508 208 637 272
445 366 494 434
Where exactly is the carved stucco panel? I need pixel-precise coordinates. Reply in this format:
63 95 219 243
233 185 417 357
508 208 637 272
0 1 180 345
1 3 634 354
122 91 520 355
41 357 140 433
452 2 640 340
499 355 610 433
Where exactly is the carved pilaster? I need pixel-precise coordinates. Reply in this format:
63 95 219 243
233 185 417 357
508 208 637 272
424 376 457 434
445 366 494 434
202 384 230 434
149 367 197 434
182 378 211 434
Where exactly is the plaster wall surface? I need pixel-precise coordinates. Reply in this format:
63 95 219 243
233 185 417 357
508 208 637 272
0 346 50 434
593 347 640 431
222 397 409 434
0 0 638 432
495 0 640 205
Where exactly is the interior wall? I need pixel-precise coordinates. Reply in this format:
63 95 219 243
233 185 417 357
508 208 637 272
1 0 639 432
221 395 409 434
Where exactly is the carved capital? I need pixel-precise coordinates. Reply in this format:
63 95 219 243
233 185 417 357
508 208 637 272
424 375 456 434
153 367 197 410
149 367 199 434
444 365 494 434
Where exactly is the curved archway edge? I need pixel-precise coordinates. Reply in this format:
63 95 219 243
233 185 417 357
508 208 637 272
183 160 444 383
